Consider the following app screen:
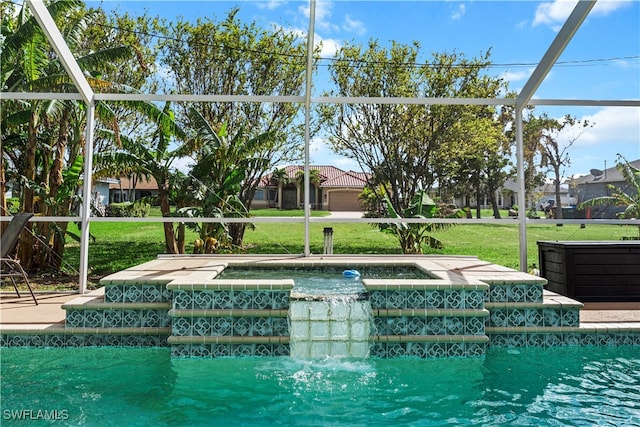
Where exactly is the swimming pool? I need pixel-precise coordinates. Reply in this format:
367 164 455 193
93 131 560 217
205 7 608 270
2 346 639 426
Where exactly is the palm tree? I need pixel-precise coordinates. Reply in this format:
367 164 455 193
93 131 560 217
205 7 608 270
295 168 322 208
579 155 640 239
94 102 190 253
1 0 133 268
270 167 289 208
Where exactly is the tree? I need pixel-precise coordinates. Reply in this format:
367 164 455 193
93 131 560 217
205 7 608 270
320 40 505 252
184 108 275 251
579 155 640 238
526 113 591 218
1 0 136 269
441 109 508 219
94 102 190 254
154 9 316 245
502 105 547 208
269 167 289 208
295 168 321 208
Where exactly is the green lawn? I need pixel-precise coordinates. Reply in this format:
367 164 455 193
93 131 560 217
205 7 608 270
61 209 638 288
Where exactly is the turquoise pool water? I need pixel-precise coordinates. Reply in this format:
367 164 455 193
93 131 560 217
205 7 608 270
2 347 639 426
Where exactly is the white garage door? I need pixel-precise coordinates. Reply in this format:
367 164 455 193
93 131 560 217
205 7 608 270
329 191 361 211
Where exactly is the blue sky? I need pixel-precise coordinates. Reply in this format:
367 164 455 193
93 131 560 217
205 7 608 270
90 0 640 178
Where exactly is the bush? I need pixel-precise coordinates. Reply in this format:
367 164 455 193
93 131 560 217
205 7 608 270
107 201 150 217
6 197 20 214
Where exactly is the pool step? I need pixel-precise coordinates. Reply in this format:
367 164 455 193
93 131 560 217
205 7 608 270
60 288 171 347
365 280 491 357
484 290 638 347
166 279 293 357
486 290 583 330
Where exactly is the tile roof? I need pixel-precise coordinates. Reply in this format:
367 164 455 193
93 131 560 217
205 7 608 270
321 170 369 188
261 165 370 188
108 176 159 190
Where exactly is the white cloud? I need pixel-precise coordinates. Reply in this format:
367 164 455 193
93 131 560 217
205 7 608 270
298 1 365 37
343 14 366 36
571 107 640 148
591 0 635 16
255 0 286 11
501 68 535 84
308 137 359 170
533 0 577 27
451 3 466 21
533 0 633 28
309 136 327 155
299 0 339 33
316 36 341 57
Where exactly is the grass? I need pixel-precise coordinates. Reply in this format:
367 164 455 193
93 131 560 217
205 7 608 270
57 207 640 290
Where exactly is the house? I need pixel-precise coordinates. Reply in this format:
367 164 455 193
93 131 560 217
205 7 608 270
108 176 160 203
255 165 370 211
572 159 640 219
451 177 571 213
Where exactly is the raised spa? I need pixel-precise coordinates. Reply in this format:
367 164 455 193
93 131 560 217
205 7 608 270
9 255 637 359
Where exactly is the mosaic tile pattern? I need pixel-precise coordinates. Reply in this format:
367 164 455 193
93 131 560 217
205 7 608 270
0 334 168 347
66 308 170 328
372 316 485 336
3 268 639 360
168 286 291 357
489 332 640 348
487 308 580 328
171 316 289 337
364 284 490 357
369 289 485 310
172 289 290 310
104 284 170 303
171 343 289 357
370 342 486 358
486 284 543 303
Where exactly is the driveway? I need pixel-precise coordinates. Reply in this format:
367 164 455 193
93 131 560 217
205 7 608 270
327 211 364 218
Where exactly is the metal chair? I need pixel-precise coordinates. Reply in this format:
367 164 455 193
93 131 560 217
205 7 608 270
1 213 38 304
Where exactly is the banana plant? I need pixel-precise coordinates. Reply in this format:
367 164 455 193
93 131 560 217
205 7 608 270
380 190 462 253
183 108 275 252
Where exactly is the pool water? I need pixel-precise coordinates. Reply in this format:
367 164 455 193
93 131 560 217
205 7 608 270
218 266 431 295
2 347 639 426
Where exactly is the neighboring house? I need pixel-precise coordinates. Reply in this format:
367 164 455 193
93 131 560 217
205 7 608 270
108 176 160 203
453 179 517 211
256 165 370 211
91 178 118 215
532 179 571 208
572 159 640 219
452 178 571 212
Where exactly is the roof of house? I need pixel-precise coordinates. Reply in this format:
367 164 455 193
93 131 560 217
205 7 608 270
108 176 159 190
261 165 370 188
321 170 369 188
572 159 640 185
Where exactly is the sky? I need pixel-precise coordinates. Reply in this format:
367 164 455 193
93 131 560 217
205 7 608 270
87 0 640 179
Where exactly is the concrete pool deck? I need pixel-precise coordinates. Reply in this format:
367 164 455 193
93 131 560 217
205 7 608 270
2 254 639 336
